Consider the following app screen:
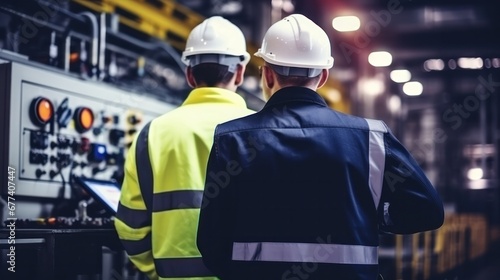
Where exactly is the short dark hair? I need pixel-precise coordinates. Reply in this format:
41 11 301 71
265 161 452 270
191 63 235 86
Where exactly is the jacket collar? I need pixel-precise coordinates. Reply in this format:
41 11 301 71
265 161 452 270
182 87 248 108
263 86 328 109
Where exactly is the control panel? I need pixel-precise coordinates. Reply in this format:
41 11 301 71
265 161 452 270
1 62 176 198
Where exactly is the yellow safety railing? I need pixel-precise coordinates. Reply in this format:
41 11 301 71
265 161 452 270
391 213 491 280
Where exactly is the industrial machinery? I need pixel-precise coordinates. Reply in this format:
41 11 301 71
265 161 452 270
0 61 175 202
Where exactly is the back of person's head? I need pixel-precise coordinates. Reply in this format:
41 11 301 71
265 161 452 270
255 14 334 88
182 16 250 88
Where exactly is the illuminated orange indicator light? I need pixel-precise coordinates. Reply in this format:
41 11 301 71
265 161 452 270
74 107 94 133
38 99 53 122
30 97 54 126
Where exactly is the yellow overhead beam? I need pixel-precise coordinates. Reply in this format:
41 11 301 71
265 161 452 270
73 0 202 48
71 0 350 113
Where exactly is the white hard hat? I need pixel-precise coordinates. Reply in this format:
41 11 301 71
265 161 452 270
182 16 250 67
254 14 334 72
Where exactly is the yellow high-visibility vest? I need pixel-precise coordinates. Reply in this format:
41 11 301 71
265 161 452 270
115 87 254 280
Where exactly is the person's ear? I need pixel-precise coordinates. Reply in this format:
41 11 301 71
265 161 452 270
185 66 196 88
317 69 329 89
234 64 246 87
263 66 275 89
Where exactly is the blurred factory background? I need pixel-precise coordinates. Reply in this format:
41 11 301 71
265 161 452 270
0 0 499 279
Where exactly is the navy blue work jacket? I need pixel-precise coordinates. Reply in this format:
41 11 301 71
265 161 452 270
197 86 444 280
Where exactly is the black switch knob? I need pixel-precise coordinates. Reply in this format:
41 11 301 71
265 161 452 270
49 170 58 179
35 169 46 178
109 129 125 146
30 131 49 149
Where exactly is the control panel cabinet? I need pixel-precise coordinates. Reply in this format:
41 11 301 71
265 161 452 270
0 62 176 198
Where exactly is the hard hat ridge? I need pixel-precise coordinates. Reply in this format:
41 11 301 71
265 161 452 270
254 14 334 75
182 16 250 67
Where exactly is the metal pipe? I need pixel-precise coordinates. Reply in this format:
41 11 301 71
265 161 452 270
492 92 498 185
99 12 107 81
64 34 71 72
78 12 99 79
480 99 486 175
108 29 186 72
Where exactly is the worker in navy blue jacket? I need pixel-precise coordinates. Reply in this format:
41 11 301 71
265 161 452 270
197 14 444 280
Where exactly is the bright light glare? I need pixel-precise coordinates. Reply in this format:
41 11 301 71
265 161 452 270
271 0 283 8
467 167 484 181
282 0 295 13
332 16 361 32
325 89 342 103
368 51 392 67
390 69 411 83
220 2 243 14
458 57 483 69
388 95 401 114
360 78 385 96
403 81 423 96
424 59 445 71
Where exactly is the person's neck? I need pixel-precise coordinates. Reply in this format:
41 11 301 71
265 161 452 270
271 85 317 95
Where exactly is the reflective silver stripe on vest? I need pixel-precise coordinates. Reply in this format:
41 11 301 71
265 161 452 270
365 119 387 209
152 190 204 212
232 242 378 265
154 257 213 278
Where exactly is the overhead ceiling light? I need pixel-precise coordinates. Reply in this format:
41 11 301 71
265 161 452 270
467 167 484 181
219 1 243 14
424 59 445 71
448 59 457 70
332 16 361 32
368 51 392 67
492 58 500 68
403 81 423 96
390 69 411 83
458 57 483 69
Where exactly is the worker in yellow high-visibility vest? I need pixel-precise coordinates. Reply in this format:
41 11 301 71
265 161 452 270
115 16 255 280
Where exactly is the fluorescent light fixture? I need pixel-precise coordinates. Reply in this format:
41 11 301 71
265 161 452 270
467 167 484 181
484 58 492 68
458 57 483 69
424 59 445 71
332 16 361 32
448 59 457 70
390 69 411 83
493 58 500 68
219 2 243 14
403 81 423 96
368 51 392 67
